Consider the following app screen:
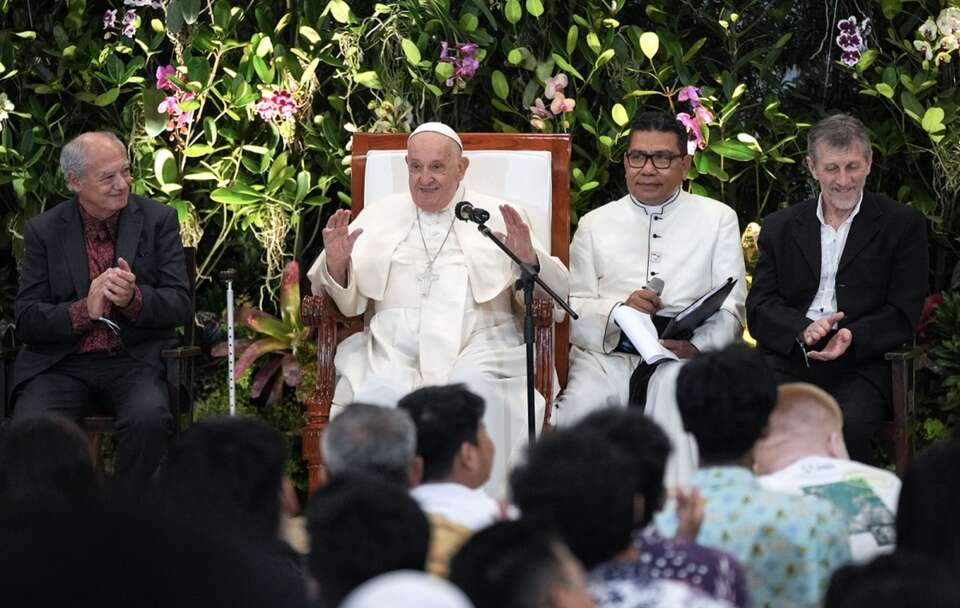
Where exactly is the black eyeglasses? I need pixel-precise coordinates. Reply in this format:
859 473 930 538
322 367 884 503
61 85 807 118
625 151 683 169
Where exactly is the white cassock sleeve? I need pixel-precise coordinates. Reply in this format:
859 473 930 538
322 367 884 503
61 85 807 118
689 207 747 353
568 214 625 355
307 252 369 317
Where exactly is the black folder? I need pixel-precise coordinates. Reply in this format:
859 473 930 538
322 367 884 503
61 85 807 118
657 277 738 340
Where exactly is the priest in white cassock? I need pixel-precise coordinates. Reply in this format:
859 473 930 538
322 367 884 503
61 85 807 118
555 111 746 487
307 122 568 497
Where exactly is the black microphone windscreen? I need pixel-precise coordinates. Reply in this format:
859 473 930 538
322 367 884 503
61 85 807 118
454 201 473 221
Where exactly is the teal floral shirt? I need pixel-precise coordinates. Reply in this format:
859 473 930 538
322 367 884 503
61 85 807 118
657 466 851 608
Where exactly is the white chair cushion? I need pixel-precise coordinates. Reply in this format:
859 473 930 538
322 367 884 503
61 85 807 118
363 149 554 248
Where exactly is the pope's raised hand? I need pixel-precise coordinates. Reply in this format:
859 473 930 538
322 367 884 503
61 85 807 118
493 204 538 265
323 209 362 287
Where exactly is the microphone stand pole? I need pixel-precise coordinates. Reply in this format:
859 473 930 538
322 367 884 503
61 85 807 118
473 222 578 444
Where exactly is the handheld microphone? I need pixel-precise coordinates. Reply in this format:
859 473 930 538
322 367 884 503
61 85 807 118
454 201 491 224
644 276 665 295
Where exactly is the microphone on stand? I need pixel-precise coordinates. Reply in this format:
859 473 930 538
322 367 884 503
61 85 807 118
454 201 491 224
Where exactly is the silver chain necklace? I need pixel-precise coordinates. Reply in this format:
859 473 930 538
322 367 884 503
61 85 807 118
415 208 456 296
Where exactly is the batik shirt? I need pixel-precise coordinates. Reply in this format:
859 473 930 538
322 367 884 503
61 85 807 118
656 466 851 608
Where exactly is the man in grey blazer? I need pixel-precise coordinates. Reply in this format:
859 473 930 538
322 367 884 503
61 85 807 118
13 131 191 486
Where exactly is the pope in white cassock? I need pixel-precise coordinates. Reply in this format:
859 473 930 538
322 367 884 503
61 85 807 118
555 111 746 486
307 122 569 497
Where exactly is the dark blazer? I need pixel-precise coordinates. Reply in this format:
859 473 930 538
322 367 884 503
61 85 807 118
745 193 928 389
13 194 191 391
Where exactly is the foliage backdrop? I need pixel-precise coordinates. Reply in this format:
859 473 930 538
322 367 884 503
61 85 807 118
1 0 958 447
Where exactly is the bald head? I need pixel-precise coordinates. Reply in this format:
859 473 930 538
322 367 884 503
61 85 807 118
753 383 849 474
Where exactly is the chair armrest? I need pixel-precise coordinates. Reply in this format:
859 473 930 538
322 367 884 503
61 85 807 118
533 294 555 429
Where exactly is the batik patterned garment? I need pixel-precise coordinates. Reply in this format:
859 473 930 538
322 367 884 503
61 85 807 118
657 466 851 608
588 525 750 606
589 577 735 608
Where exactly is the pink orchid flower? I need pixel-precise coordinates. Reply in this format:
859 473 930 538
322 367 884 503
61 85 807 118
156 64 178 92
677 85 701 107
544 74 568 100
677 112 705 151
694 104 714 125
529 98 552 119
103 9 118 29
550 91 576 114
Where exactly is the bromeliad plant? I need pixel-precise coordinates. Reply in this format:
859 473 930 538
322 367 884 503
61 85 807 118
213 260 315 406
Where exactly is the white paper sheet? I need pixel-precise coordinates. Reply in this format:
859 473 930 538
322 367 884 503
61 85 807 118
612 305 679 364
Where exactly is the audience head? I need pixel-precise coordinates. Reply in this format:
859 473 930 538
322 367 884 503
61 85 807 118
676 343 777 466
322 402 420 487
398 383 493 488
0 415 98 512
307 475 430 608
896 438 960 571
450 519 594 608
574 408 671 527
624 111 692 205
406 121 468 213
156 415 290 541
753 382 849 475
511 429 636 569
342 571 473 608
824 552 960 608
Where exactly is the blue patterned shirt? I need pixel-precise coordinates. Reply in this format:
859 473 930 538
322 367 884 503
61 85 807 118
657 466 851 608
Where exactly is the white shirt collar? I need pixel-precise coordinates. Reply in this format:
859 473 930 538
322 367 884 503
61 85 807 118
630 188 681 215
815 191 863 227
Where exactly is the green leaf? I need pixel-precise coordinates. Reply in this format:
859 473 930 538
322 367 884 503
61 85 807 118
295 170 311 203
183 144 215 157
153 148 178 185
900 91 924 122
551 53 584 81
625 89 661 98
709 140 759 161
353 71 381 89
242 145 270 155
504 0 522 24
595 48 615 68
639 32 659 59
566 25 579 56
460 13 479 32
203 116 218 145
881 0 902 20
580 181 599 192
875 82 895 99
856 49 878 72
491 70 509 100
611 103 629 127
922 106 946 141
256 36 273 57
211 186 263 205
401 38 421 65
682 38 707 62
507 48 523 64
166 0 184 34
143 88 168 138
328 0 351 24
184 171 219 181
180 0 201 24
525 0 544 17
586 32 601 54
94 88 120 106
299 26 321 44
435 62 454 81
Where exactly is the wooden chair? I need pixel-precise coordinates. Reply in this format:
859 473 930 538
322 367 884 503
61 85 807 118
880 343 924 476
301 132 572 493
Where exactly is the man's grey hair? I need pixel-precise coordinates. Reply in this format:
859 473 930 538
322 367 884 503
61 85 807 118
59 131 127 182
807 113 872 162
322 402 417 486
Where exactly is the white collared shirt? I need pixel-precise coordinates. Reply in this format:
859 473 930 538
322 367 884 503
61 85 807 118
805 193 863 322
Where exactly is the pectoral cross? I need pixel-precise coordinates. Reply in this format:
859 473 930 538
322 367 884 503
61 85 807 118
417 266 439 296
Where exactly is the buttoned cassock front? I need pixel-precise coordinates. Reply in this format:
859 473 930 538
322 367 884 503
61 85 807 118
308 188 568 497
556 190 746 486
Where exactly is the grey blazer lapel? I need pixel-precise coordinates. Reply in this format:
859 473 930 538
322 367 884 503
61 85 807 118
115 197 143 269
61 200 90 297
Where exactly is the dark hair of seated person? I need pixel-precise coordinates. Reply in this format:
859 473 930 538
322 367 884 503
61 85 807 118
155 415 288 542
676 343 778 465
449 519 580 608
397 383 485 482
307 474 430 608
0 414 99 512
824 552 960 608
510 428 637 569
896 438 960 572
627 110 690 156
573 408 671 528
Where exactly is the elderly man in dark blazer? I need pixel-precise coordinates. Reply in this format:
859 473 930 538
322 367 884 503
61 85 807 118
746 114 928 463
13 131 191 486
